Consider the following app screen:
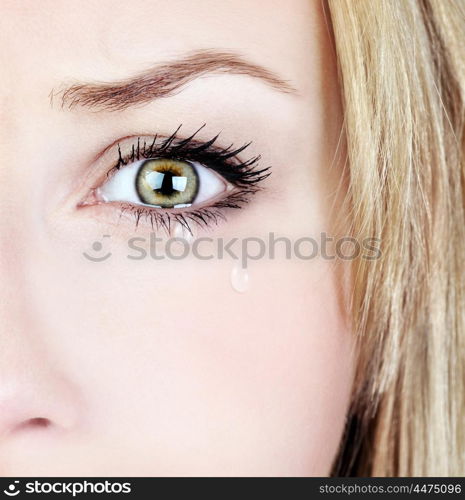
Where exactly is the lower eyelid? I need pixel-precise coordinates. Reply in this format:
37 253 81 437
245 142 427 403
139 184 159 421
79 187 255 236
91 186 244 213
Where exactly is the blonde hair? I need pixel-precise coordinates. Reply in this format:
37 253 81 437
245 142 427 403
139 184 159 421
327 0 465 476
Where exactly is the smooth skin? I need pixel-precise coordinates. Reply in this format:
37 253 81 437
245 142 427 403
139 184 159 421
0 0 353 475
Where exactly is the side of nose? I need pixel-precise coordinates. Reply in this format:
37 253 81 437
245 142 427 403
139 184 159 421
0 331 81 439
0 368 80 439
0 241 82 440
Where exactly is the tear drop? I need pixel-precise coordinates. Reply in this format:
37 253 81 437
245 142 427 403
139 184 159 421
230 264 249 293
173 222 194 244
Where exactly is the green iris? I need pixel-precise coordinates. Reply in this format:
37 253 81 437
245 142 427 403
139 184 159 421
136 159 199 208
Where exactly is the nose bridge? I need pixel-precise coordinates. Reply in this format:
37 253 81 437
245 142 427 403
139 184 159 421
0 193 31 346
0 65 50 313
0 165 36 336
0 67 34 275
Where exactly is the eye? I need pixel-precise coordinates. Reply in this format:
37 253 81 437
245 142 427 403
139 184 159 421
99 157 228 209
80 128 272 234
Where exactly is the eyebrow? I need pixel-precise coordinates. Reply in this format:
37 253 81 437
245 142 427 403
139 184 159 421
58 50 296 112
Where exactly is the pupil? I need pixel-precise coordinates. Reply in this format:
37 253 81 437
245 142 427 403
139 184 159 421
156 171 176 196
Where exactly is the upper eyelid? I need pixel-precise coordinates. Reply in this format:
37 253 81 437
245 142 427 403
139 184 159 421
112 125 246 166
91 128 229 169
114 136 248 169
103 129 271 188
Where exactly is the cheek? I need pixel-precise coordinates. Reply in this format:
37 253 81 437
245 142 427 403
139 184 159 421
28 247 353 475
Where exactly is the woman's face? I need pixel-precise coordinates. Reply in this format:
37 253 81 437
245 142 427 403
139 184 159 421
0 0 353 475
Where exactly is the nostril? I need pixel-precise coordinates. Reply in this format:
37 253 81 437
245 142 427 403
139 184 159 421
14 417 52 432
28 417 51 428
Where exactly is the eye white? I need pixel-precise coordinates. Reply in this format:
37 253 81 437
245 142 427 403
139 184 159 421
99 159 227 207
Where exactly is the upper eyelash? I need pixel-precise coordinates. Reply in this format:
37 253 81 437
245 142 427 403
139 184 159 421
110 123 272 189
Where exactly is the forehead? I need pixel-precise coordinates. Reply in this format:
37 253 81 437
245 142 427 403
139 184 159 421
1 0 321 84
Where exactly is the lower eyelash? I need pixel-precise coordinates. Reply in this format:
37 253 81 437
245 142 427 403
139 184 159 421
118 189 256 235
